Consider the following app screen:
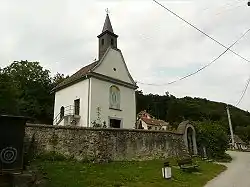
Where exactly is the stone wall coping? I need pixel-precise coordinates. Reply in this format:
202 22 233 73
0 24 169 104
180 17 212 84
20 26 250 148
26 123 183 135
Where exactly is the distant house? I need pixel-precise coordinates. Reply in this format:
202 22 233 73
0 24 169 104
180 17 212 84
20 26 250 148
229 135 248 150
136 111 170 130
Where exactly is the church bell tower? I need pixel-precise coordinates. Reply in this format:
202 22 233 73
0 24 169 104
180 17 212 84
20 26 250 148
97 12 118 60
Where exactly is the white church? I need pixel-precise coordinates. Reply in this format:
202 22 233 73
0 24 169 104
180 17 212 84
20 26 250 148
52 13 137 129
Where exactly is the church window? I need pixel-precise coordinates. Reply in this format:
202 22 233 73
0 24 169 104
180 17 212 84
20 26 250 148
111 38 114 45
101 39 104 45
60 106 64 119
74 99 80 115
109 85 120 110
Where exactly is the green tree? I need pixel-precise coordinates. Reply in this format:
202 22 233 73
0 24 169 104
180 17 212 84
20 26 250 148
51 73 68 88
136 91 250 142
194 121 229 158
0 69 19 115
2 60 54 123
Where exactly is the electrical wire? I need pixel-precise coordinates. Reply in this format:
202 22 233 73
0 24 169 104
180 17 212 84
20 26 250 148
236 76 250 106
152 0 250 64
142 0 250 107
137 28 250 86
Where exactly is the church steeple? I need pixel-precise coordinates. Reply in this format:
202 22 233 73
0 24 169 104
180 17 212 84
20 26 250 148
102 14 114 33
98 12 118 60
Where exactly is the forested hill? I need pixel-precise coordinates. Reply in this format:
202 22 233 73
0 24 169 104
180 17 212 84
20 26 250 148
136 90 250 142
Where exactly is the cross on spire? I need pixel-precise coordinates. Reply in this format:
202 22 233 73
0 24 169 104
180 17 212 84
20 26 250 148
101 11 114 33
105 8 110 15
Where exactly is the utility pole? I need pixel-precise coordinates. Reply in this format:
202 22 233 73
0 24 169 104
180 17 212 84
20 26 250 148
226 105 235 149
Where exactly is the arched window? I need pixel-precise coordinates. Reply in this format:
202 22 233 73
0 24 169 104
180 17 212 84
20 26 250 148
109 85 120 110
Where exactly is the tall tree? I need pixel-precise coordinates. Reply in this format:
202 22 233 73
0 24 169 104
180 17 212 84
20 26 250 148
51 73 68 88
0 69 19 115
2 60 54 123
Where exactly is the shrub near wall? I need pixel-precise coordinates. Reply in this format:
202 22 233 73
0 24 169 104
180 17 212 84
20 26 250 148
25 124 188 162
194 121 229 158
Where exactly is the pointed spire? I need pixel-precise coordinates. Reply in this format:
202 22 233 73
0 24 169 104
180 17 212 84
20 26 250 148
102 13 114 33
97 10 118 60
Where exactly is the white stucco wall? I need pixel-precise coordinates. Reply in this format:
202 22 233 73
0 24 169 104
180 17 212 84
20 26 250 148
93 48 134 84
89 77 136 129
53 79 89 126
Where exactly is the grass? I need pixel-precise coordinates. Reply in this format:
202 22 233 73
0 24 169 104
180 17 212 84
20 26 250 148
32 158 226 187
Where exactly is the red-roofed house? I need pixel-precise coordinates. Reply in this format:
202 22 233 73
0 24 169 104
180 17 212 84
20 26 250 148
136 110 170 130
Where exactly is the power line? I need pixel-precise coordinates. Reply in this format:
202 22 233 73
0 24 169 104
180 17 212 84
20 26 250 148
152 0 250 64
137 28 250 86
149 0 250 106
236 76 250 106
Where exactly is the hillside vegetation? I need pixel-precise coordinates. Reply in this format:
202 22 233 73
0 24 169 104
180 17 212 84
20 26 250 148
136 90 250 143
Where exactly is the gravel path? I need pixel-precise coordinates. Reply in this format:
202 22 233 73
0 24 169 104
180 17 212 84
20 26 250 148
205 151 250 187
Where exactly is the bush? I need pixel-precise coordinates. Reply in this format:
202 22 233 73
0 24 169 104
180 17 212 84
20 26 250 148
215 153 232 163
194 121 229 158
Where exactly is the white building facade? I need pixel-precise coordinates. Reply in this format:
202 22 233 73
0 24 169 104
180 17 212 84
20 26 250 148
53 13 137 128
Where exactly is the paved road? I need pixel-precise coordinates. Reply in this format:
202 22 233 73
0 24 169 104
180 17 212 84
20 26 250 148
205 151 250 187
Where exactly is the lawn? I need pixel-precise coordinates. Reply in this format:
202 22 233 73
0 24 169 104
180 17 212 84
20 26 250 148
32 158 226 187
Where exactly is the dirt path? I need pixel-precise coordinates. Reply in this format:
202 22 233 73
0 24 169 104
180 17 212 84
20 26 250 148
205 151 250 187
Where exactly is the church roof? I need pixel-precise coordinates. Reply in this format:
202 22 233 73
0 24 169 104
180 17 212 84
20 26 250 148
53 61 98 91
102 14 114 33
52 47 137 92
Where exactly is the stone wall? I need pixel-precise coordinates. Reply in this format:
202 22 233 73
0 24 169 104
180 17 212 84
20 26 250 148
25 124 188 162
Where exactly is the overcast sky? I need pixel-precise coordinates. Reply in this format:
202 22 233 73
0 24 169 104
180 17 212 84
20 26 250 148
0 0 250 111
